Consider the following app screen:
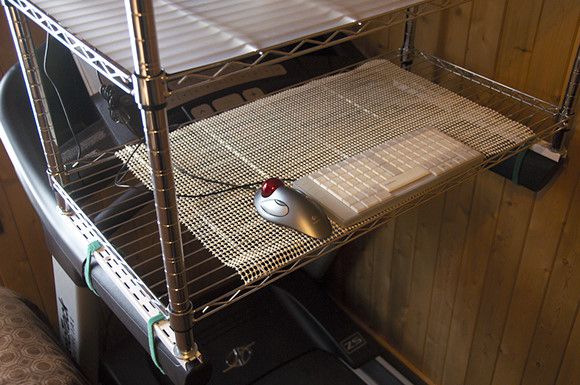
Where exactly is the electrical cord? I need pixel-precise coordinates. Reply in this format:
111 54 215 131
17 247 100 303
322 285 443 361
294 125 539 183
175 168 294 198
99 82 135 131
113 140 144 188
113 138 294 198
176 177 295 199
43 34 82 164
176 169 293 199
99 71 296 197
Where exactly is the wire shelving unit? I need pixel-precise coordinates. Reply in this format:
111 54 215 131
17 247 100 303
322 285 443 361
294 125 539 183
2 0 579 383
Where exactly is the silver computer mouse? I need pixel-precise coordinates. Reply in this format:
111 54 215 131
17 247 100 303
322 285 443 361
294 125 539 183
254 178 332 239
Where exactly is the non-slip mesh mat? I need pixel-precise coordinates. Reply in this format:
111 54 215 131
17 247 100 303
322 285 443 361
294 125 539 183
117 59 534 284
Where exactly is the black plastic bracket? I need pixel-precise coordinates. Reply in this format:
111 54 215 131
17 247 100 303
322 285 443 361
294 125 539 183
491 148 562 192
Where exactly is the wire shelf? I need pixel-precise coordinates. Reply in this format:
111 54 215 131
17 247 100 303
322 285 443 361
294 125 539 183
52 51 566 326
6 0 469 94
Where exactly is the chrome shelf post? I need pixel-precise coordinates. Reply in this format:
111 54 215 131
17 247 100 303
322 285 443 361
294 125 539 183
123 0 197 360
553 44 580 150
4 4 68 212
401 6 418 70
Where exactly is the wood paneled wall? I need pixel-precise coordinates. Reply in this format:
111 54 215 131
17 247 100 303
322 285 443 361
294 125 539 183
1 3 579 383
330 1 580 385
0 16 56 327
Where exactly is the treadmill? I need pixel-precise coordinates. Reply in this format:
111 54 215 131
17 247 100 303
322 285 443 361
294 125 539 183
0 37 424 385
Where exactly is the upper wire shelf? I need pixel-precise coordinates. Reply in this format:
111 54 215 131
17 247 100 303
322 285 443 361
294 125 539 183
53 50 566 323
6 0 469 94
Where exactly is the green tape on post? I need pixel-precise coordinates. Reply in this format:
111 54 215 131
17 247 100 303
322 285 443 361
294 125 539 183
84 240 102 296
147 313 168 374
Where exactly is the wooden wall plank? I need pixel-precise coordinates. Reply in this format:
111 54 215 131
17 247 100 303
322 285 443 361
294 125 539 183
559 26 580 107
0 142 18 182
524 0 580 104
520 177 580 385
555 306 580 385
464 5 544 367
463 182 534 385
421 180 475 381
441 0 530 379
494 0 545 88
464 0 509 77
414 8 445 55
438 3 474 65
370 221 396 331
1 179 56 328
0 23 55 327
0 16 15 75
398 1 476 372
327 249 348 303
400 197 445 363
0 183 44 309
441 172 505 385
330 2 580 385
413 4 479 371
490 132 580 385
386 210 418 348
343 231 376 321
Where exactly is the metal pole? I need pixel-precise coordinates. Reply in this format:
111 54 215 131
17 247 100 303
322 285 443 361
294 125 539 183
123 0 197 359
552 44 580 150
4 5 68 212
401 6 418 70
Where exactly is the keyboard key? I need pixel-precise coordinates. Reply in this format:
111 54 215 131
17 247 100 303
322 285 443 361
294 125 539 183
384 167 430 192
293 128 483 226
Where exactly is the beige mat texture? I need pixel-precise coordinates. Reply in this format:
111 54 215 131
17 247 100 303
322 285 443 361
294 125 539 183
117 59 534 284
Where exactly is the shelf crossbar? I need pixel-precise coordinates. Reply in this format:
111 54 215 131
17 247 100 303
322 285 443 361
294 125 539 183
4 0 132 92
5 0 469 97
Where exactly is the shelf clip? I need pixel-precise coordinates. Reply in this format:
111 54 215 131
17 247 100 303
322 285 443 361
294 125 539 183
133 71 168 111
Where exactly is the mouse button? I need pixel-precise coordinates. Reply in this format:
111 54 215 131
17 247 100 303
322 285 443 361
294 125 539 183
260 199 289 217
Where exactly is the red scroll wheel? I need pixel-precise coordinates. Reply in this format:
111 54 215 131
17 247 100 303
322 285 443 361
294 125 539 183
261 178 284 197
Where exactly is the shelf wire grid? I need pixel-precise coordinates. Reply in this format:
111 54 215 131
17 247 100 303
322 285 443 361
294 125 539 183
4 0 133 93
55 51 566 322
119 59 538 284
167 0 471 90
5 0 468 95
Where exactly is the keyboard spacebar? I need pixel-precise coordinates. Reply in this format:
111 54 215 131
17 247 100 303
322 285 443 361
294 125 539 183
385 167 430 192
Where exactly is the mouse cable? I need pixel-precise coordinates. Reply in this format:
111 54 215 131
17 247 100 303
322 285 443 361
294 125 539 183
101 85 296 196
176 178 295 199
113 138 294 198
43 33 82 165
113 140 144 188
175 165 294 198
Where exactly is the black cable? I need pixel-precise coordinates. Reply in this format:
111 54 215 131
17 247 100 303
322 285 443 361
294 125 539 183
100 71 296 197
174 165 295 197
113 138 294 197
177 186 259 199
43 33 82 163
114 140 144 188
174 165 255 189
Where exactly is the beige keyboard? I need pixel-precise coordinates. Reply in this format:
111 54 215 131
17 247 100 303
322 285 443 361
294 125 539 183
293 128 483 226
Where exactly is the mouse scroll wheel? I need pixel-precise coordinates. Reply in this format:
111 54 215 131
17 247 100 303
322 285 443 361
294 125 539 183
261 178 284 197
